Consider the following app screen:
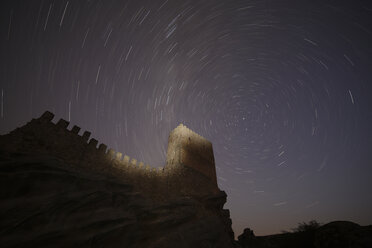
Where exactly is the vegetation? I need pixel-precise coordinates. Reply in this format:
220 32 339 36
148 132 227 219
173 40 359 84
291 220 321 233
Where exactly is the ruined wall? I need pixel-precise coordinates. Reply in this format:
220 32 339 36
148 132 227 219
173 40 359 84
0 111 220 198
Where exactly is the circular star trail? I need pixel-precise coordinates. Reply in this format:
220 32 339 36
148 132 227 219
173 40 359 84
1 0 372 235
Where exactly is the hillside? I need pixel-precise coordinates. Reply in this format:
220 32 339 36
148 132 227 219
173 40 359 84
237 221 372 248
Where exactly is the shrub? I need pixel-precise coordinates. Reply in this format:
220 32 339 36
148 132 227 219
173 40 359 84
292 220 322 232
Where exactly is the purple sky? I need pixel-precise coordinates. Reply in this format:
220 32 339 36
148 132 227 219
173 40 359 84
1 0 372 236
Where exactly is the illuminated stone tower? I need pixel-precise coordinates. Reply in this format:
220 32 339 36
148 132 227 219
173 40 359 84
165 124 218 193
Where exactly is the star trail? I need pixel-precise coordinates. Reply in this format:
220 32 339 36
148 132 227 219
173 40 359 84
1 0 372 235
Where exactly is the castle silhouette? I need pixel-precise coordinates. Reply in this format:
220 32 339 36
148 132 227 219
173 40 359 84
0 111 221 198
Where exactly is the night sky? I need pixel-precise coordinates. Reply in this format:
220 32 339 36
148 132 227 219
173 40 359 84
1 0 372 236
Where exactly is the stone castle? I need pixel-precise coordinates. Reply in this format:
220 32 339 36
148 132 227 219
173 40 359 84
0 111 221 199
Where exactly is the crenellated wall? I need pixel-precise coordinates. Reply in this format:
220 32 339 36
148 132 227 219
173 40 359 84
0 111 220 198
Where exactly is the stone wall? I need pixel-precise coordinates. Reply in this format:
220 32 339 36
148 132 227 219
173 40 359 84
166 124 217 186
0 111 220 198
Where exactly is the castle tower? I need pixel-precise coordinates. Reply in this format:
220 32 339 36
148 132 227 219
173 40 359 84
165 124 218 190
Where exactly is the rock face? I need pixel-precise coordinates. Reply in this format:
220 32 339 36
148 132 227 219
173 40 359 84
0 112 235 248
0 152 234 248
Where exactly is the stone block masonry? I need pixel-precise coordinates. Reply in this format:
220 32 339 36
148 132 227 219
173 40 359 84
0 111 220 198
166 123 217 187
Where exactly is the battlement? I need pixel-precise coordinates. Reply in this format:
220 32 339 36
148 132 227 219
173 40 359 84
36 111 153 169
0 111 220 198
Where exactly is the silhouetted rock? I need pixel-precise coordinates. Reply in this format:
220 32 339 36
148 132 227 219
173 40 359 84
238 228 256 246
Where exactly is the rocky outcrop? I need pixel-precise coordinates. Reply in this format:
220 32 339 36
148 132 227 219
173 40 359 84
237 228 255 247
0 151 235 248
